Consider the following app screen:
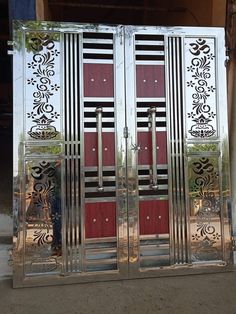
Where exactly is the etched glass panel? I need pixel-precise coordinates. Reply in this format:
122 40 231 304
25 32 61 141
185 37 217 139
24 159 62 275
188 156 222 262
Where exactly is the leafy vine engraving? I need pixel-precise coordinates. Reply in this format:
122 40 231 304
26 160 62 272
190 157 221 256
26 33 60 140
186 38 216 138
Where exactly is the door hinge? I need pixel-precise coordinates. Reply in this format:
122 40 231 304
123 126 128 138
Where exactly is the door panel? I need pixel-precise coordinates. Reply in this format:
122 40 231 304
137 131 167 165
84 132 115 166
139 200 169 235
84 63 114 97
85 202 116 238
136 65 165 97
13 22 231 287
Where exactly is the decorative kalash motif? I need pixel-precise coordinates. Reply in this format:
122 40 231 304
26 33 60 140
186 38 216 138
190 157 221 260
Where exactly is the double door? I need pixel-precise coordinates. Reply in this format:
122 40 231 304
13 22 231 287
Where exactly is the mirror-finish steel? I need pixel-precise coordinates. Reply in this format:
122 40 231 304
12 21 232 287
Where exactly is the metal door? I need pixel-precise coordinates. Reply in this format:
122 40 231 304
13 22 231 287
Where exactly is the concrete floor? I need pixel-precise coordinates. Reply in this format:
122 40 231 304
1 271 236 314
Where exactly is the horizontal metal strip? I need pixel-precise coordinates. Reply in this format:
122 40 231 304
140 254 170 261
140 244 170 250
84 107 114 112
136 60 165 65
64 156 80 160
135 50 164 55
139 195 168 201
84 128 115 132
140 234 169 240
84 127 115 133
85 237 117 244
83 39 114 44
139 184 168 191
135 40 164 46
85 176 116 182
83 48 113 54
137 117 166 122
85 187 116 192
138 165 168 170
137 127 166 131
138 174 168 180
86 248 117 254
85 258 117 265
84 97 114 102
137 97 166 102
84 118 115 122
85 197 117 203
136 107 166 112
85 166 115 171
83 59 114 64
65 141 80 144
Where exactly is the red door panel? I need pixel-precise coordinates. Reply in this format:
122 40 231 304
139 200 169 235
136 65 165 98
85 202 116 238
84 63 114 97
84 132 115 167
138 131 167 165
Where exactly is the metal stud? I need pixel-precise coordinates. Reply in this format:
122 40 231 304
93 218 96 223
105 218 109 222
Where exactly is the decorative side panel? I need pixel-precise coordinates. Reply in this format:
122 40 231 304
185 37 217 139
24 160 62 274
25 32 61 141
188 156 222 262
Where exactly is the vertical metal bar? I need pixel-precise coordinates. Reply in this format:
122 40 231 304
114 25 128 275
70 33 76 271
61 32 68 275
125 26 139 274
173 37 181 264
96 107 104 192
181 36 190 264
177 37 186 263
166 36 175 266
74 33 80 272
65 33 72 272
168 37 176 264
79 32 85 272
148 107 158 190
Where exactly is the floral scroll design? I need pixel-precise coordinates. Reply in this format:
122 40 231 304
26 33 60 140
26 160 61 272
27 161 56 241
186 38 216 138
190 157 221 256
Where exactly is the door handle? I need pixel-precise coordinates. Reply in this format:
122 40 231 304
148 107 158 190
96 107 104 192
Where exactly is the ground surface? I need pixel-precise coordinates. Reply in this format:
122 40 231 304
1 271 236 314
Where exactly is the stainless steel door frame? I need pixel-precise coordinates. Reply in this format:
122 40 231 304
12 22 232 288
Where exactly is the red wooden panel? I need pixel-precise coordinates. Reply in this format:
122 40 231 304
139 200 169 235
85 202 116 238
84 63 114 97
84 132 115 167
137 131 167 165
136 65 165 98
